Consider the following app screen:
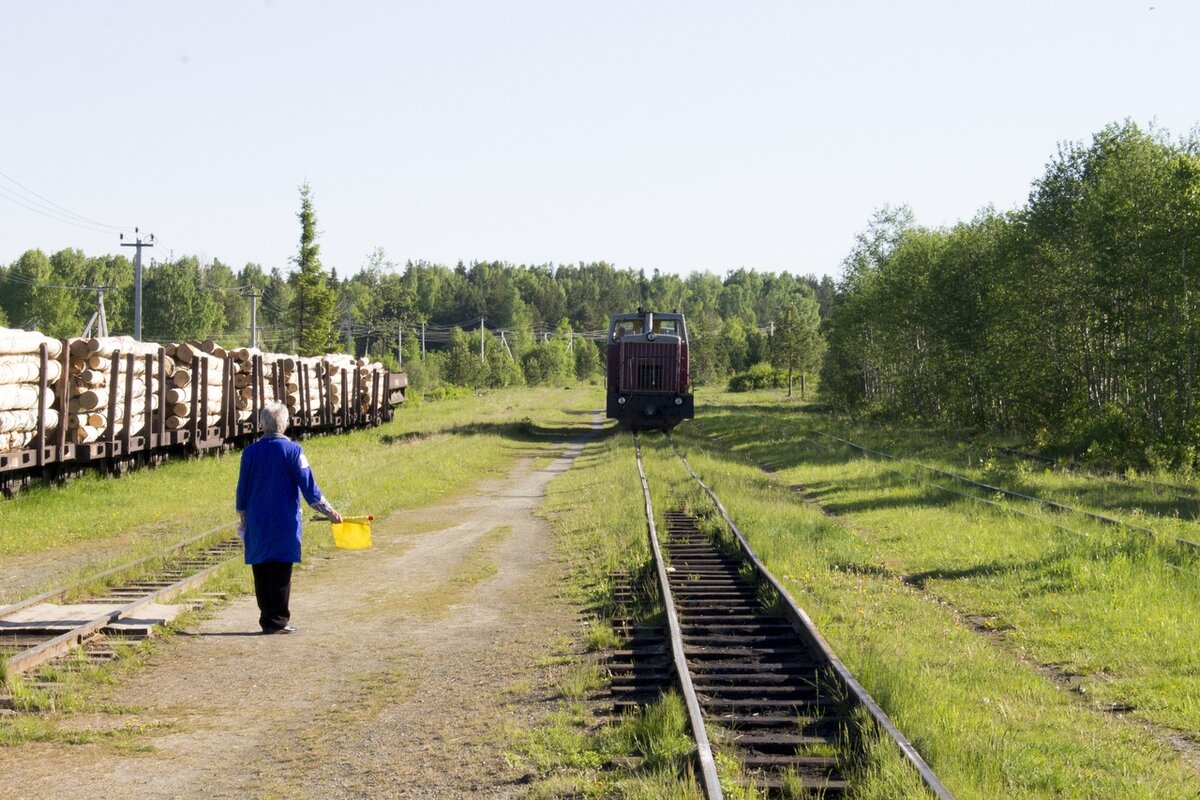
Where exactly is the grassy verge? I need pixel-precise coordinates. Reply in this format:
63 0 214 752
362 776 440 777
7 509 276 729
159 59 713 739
528 423 936 797
0 385 603 745
522 428 703 798
677 390 1200 798
641 436 938 799
0 385 603 603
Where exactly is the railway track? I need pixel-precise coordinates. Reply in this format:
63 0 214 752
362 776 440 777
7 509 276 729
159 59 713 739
629 432 952 799
0 527 241 696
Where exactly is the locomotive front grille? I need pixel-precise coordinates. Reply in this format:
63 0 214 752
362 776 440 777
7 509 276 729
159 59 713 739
620 341 680 393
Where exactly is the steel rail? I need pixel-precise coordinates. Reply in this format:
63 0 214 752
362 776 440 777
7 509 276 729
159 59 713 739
998 446 1200 501
668 435 955 800
816 431 1200 553
4 536 239 677
0 521 237 620
634 432 723 800
787 438 1200 575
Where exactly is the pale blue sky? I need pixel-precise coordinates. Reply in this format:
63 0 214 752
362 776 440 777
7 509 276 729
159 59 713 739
0 1 1195 280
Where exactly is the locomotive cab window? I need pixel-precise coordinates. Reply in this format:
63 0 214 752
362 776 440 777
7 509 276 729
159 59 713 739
612 320 643 341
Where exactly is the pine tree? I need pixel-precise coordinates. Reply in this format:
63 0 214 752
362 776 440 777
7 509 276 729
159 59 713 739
290 182 336 355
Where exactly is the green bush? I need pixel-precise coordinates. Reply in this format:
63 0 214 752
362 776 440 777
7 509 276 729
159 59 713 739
573 340 600 380
522 342 572 385
727 362 786 392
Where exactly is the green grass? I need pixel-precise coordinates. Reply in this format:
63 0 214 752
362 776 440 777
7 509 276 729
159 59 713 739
519 691 704 800
520 429 702 798
0 385 603 603
672 390 1200 798
0 385 605 747
533 422 935 797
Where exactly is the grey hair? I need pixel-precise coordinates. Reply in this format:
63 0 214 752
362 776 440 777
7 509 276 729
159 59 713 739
259 402 290 435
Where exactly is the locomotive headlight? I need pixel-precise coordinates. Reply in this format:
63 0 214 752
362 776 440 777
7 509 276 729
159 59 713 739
675 397 683 405
646 332 657 341
617 396 627 405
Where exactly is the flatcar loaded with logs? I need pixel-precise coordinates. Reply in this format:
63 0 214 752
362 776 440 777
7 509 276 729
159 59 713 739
605 309 693 431
0 326 407 497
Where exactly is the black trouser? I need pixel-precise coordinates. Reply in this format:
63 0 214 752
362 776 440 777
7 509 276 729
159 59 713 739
251 561 294 632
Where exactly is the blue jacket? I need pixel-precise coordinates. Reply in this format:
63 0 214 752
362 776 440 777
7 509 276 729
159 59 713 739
235 434 325 564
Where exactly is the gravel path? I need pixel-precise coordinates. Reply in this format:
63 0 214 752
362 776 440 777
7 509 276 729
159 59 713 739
1 431 595 799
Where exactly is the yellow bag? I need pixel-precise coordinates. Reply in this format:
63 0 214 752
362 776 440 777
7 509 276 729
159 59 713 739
331 515 373 550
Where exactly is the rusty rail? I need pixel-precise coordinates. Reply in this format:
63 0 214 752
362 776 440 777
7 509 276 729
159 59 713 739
633 431 723 799
668 434 954 799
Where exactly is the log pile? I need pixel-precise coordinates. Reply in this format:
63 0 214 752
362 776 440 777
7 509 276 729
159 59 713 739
1 326 406 459
66 336 167 444
228 347 295 422
325 354 385 416
0 327 63 451
164 340 227 431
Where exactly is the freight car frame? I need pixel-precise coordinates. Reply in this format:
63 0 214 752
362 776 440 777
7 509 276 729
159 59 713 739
0 341 407 497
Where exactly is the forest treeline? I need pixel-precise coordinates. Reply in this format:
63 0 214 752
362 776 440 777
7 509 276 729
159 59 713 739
9 119 1196 468
0 233 830 390
822 121 1200 469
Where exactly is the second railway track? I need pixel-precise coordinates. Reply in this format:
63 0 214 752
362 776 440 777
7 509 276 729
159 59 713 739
0 527 242 693
629 431 953 799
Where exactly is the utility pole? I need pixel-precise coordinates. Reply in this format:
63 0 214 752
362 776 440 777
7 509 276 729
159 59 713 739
81 285 113 338
120 228 154 341
480 317 486 362
344 310 353 355
397 323 403 368
243 288 261 348
421 322 426 360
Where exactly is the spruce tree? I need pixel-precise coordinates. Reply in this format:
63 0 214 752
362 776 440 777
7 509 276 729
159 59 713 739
290 182 336 355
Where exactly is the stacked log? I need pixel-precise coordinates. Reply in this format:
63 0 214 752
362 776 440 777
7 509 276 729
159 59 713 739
66 336 168 444
227 347 294 422
0 327 62 451
229 347 258 422
1 323 408 470
294 356 327 421
325 354 385 416
165 341 226 431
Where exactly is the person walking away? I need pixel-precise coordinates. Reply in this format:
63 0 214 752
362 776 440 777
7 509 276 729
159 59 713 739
235 402 342 634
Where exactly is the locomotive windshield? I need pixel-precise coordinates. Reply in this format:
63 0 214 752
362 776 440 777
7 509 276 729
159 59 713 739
612 319 643 341
608 312 687 343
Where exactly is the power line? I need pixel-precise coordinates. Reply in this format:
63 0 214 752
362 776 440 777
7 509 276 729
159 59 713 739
0 270 99 291
0 184 121 235
0 169 133 233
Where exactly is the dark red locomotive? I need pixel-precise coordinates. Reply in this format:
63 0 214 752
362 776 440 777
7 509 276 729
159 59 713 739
605 310 694 431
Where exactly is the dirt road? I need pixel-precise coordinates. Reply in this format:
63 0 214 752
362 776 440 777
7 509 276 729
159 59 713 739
2 433 594 799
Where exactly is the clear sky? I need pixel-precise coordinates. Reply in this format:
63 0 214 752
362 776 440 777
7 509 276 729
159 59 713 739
1 1 1195 281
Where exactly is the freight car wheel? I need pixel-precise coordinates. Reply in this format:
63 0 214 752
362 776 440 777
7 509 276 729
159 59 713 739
1 475 29 498
55 467 85 484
